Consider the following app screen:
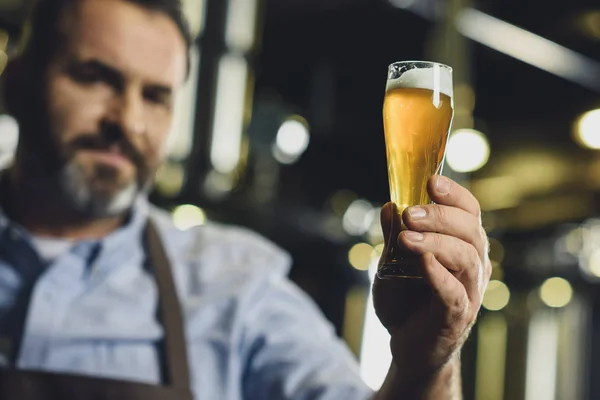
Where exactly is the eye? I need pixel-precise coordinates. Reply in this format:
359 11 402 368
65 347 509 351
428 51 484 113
70 65 103 83
143 86 173 108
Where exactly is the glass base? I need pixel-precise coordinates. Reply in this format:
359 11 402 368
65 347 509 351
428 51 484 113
377 259 423 279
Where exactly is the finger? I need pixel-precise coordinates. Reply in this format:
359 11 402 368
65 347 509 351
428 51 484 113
428 175 481 218
402 204 487 260
421 253 471 329
399 231 483 302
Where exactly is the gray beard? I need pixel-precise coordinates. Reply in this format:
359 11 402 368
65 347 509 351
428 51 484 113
57 162 144 218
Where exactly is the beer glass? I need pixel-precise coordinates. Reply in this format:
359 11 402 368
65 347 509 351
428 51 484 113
378 61 454 279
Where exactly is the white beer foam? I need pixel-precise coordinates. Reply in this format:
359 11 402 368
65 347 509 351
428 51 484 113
386 65 453 98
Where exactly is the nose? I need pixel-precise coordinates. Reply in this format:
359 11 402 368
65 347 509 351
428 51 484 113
105 89 146 139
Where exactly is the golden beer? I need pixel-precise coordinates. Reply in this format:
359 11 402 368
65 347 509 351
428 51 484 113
379 62 454 279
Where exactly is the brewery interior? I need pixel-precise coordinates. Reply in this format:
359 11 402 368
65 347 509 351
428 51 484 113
0 0 599 398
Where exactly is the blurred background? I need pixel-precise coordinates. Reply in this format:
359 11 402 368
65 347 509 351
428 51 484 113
1 0 600 398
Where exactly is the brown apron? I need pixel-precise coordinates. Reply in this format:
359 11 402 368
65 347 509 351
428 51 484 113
0 221 194 399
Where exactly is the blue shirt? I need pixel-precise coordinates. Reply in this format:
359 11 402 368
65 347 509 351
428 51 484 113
0 197 374 399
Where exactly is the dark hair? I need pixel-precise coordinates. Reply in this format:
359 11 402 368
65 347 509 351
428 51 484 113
22 0 193 73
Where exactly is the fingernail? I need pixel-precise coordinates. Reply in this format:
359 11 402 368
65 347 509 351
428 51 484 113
436 176 451 195
408 207 427 220
404 231 424 241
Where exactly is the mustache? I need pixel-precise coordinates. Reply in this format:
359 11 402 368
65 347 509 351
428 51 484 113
67 131 145 169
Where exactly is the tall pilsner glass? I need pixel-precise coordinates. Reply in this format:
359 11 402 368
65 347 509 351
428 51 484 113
378 61 454 279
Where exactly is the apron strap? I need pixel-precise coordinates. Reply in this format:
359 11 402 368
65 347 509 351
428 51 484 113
144 220 191 390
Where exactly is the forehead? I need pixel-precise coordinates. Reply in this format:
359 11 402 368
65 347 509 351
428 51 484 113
66 0 187 87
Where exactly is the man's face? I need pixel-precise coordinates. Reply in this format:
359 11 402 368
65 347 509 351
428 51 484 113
39 0 187 217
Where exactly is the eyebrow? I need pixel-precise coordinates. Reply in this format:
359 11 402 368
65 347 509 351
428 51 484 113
67 57 174 95
67 58 122 83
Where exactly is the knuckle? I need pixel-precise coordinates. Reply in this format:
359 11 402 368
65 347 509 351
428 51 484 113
485 259 493 278
433 205 450 226
430 233 445 250
474 201 482 217
469 245 481 267
464 244 485 285
468 188 481 212
480 226 489 248
447 293 470 323
423 252 437 266
465 221 487 250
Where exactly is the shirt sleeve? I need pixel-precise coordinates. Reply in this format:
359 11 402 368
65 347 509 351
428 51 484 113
239 269 375 400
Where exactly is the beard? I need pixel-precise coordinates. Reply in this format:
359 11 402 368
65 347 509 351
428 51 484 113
57 160 149 218
23 119 156 219
54 132 155 218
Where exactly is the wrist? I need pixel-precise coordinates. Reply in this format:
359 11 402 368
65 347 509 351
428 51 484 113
375 354 461 400
397 350 460 383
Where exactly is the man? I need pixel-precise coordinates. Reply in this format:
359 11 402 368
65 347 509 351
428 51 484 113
0 0 491 399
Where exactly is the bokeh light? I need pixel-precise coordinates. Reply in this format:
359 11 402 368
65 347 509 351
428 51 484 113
482 280 511 311
446 129 490 173
172 204 207 230
539 277 573 308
